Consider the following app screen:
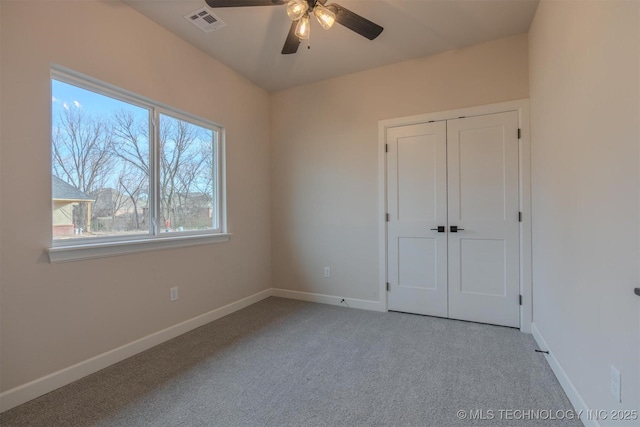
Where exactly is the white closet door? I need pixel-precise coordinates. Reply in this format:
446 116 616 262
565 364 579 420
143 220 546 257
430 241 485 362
387 122 448 317
446 111 520 328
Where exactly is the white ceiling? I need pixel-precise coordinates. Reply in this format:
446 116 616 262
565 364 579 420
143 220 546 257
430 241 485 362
125 0 539 92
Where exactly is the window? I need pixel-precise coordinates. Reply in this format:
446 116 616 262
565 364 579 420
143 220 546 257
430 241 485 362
49 67 227 262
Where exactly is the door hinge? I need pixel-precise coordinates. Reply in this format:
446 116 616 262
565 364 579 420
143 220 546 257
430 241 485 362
519 295 523 305
385 144 388 153
519 211 522 222
386 213 389 222
386 282 390 292
517 128 521 139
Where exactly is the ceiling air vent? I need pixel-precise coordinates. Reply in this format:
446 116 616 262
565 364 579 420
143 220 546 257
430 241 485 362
184 7 226 33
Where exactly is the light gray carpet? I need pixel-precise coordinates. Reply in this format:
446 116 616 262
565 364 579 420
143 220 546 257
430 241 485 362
1 297 581 427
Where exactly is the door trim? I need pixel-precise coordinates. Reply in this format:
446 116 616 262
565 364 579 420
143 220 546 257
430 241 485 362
378 99 532 333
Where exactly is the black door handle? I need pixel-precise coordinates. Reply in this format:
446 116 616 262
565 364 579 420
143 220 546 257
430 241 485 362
635 288 640 297
450 226 465 232
430 226 445 232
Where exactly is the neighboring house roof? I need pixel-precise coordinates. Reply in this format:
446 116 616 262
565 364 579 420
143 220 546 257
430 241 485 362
52 176 94 201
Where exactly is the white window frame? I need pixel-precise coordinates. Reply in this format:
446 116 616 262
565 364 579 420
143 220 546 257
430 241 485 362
47 66 228 263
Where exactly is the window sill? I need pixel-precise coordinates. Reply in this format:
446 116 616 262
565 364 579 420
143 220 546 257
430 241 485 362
47 233 231 263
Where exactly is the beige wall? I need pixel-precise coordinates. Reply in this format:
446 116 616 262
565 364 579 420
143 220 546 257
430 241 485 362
0 1 271 392
529 0 640 415
270 34 529 301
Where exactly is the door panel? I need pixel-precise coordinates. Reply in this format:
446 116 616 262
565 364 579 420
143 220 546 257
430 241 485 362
397 135 438 222
398 237 437 290
457 127 509 221
459 238 506 296
447 112 520 327
387 122 447 317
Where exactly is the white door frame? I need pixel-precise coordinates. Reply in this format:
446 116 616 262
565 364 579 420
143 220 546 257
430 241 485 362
378 99 532 333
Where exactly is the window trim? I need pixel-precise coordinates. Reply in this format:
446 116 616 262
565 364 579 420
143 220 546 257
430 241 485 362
47 233 231 263
49 65 228 262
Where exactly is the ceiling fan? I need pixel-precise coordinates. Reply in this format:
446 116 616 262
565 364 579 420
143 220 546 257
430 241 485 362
204 0 384 54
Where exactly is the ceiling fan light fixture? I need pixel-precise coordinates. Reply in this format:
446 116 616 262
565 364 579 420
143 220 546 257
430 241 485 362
286 0 308 21
313 3 335 30
294 13 311 39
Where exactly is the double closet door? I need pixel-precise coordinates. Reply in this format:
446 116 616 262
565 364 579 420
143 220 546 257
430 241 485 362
386 111 520 328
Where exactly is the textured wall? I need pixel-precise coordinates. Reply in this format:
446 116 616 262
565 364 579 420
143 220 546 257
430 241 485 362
270 34 529 302
529 0 640 417
0 1 271 391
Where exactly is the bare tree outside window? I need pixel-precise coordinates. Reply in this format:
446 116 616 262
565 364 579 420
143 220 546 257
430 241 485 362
51 77 219 242
159 114 215 233
51 107 114 231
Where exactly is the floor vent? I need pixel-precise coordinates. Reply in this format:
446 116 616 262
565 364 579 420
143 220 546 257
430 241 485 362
184 7 226 33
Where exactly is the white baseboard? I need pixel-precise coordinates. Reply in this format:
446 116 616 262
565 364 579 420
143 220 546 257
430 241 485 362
1 287 384 413
272 288 384 312
0 288 273 413
531 323 596 427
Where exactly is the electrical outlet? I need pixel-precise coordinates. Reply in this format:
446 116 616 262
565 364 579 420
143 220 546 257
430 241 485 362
610 365 621 402
323 267 331 278
170 286 179 302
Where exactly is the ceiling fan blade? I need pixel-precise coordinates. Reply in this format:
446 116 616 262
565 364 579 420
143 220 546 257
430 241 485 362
205 0 285 7
326 3 383 40
281 20 301 54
